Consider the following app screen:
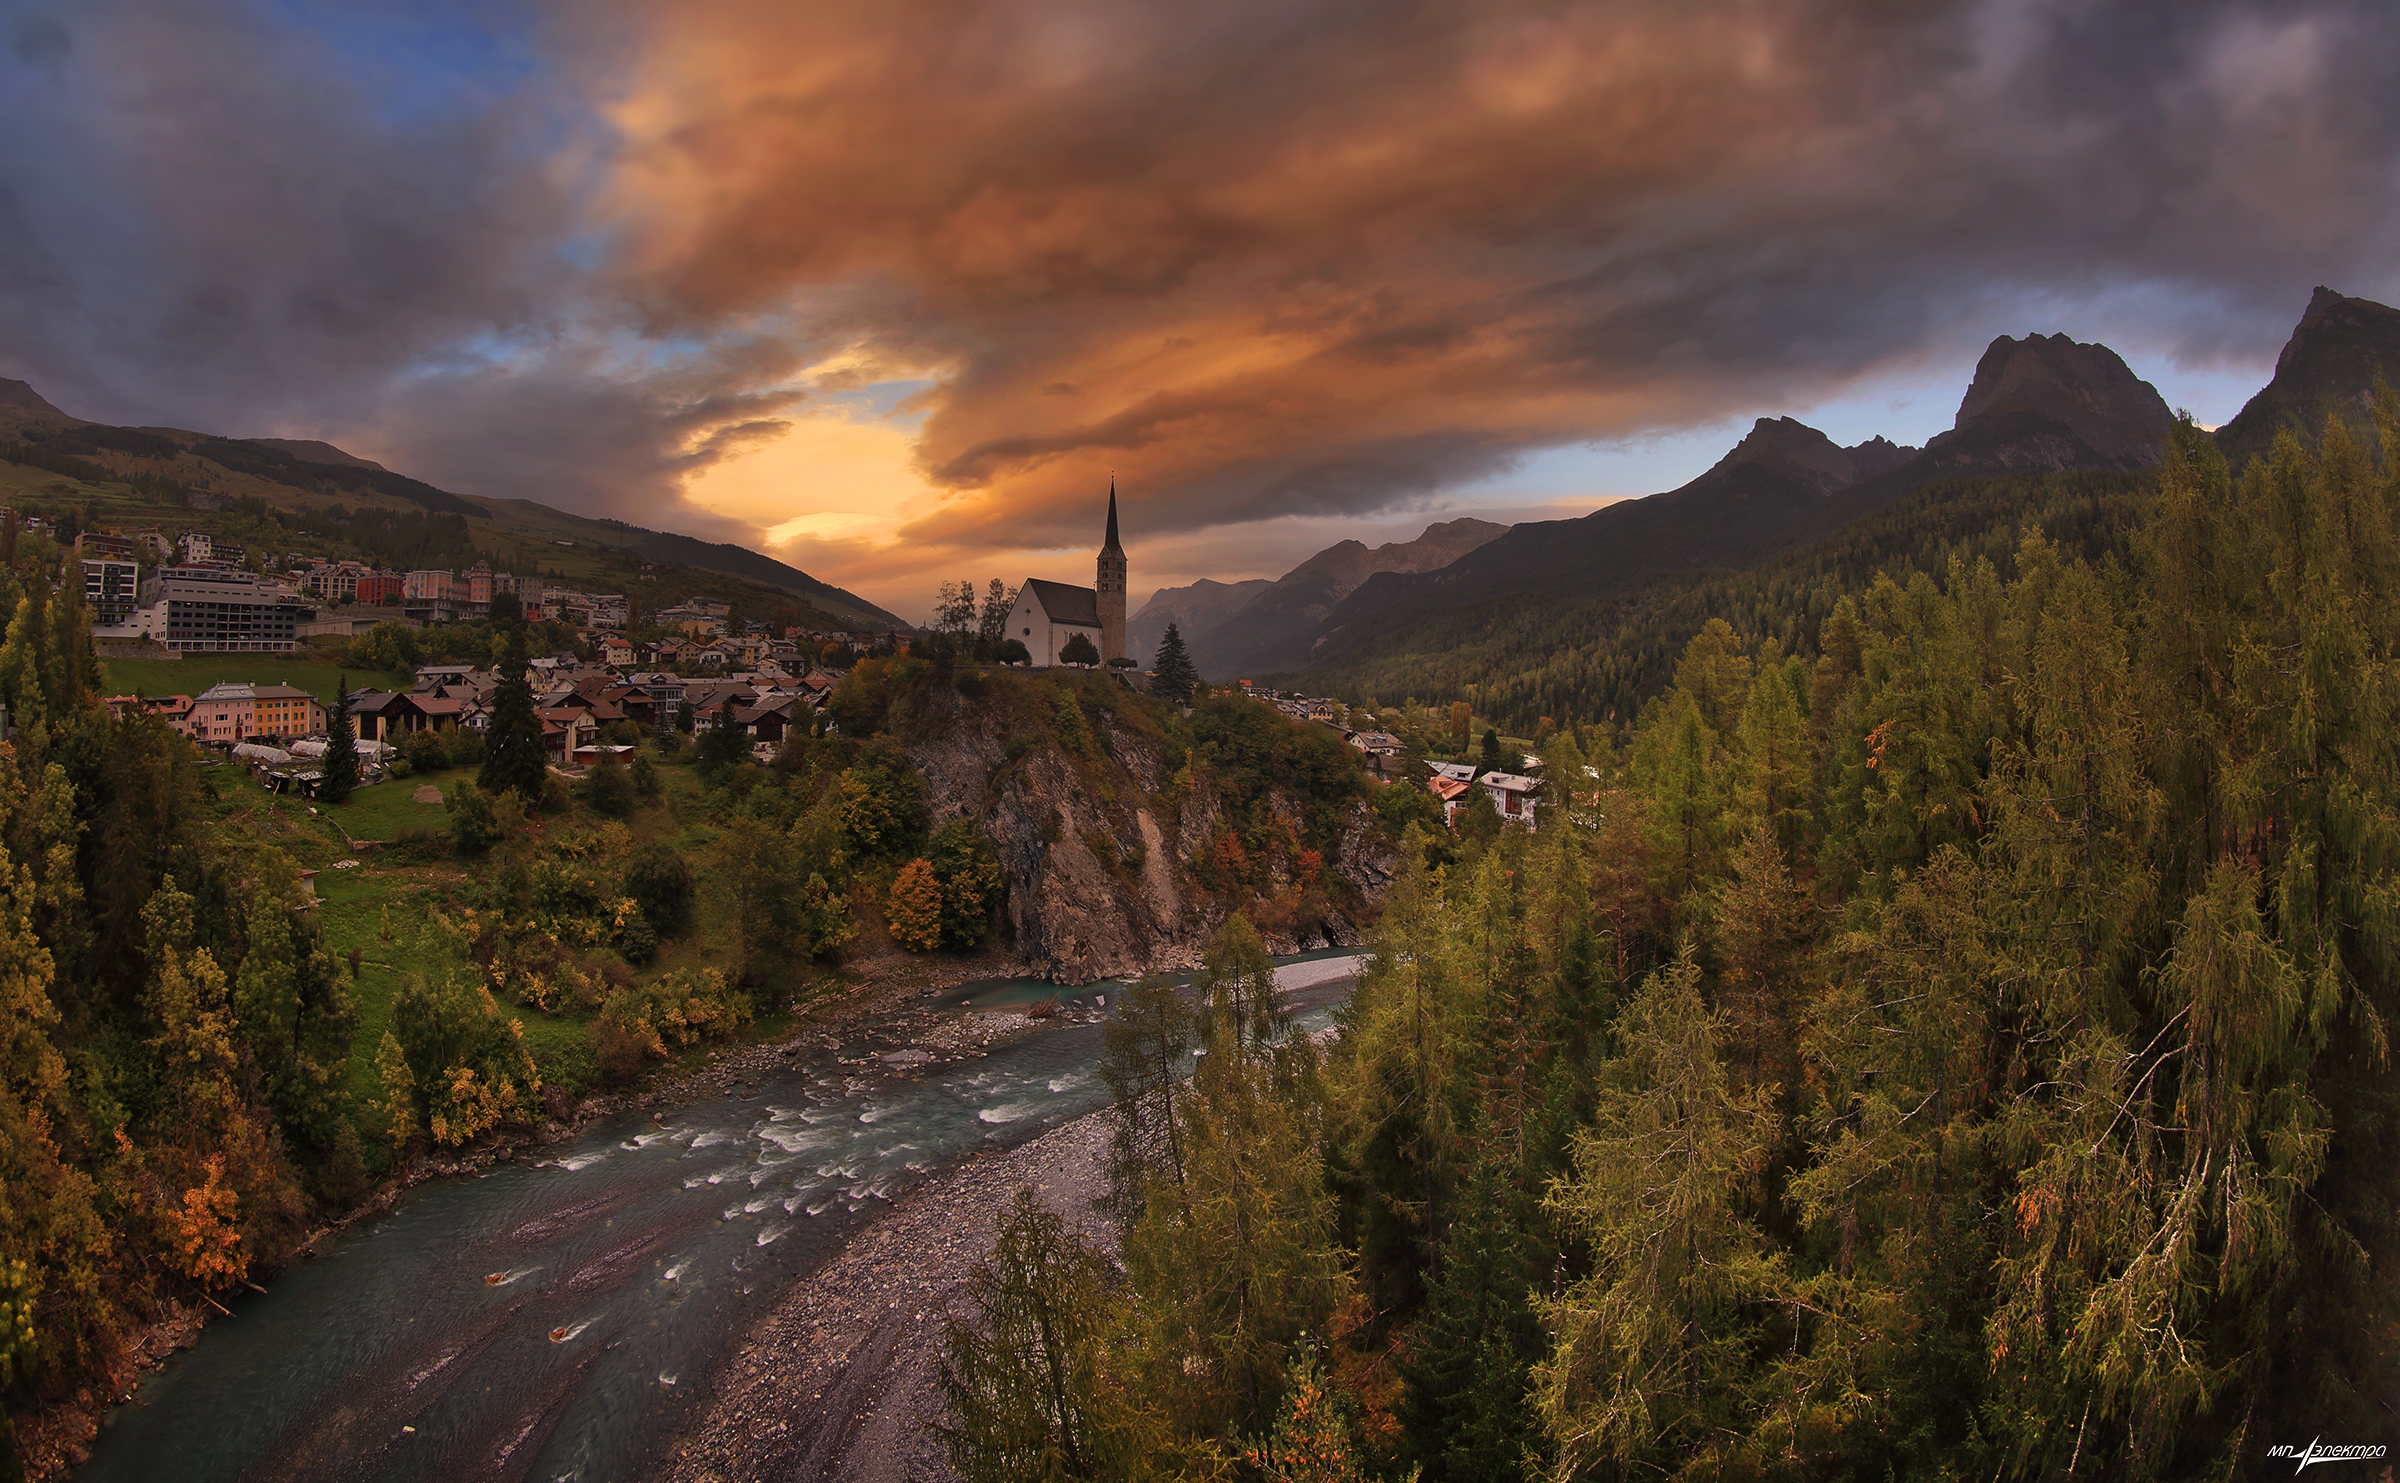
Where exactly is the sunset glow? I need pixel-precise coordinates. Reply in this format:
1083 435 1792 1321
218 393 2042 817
0 0 2394 615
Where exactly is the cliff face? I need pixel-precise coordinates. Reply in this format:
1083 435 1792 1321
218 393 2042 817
1933 332 2173 465
2216 287 2400 472
897 682 1395 983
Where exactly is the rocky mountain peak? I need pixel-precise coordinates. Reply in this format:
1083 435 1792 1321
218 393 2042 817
1695 416 1921 498
2217 287 2400 471
1943 332 2172 463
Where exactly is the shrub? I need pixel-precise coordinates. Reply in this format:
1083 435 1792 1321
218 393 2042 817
1052 691 1096 755
929 819 1005 949
586 752 634 817
617 910 658 966
446 781 502 856
836 742 930 859
389 968 542 1147
597 968 752 1062
595 1019 654 1085
394 824 449 860
797 872 857 960
625 841 695 935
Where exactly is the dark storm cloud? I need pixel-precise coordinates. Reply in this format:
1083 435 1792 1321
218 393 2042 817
586 0 2400 549
3 0 2398 557
0 0 777 527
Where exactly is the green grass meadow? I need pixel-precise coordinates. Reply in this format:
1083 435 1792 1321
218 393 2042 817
99 652 400 707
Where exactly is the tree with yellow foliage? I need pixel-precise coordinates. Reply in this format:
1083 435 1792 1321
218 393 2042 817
887 857 944 952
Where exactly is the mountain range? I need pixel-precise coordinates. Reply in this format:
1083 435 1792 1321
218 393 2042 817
1156 288 2397 683
0 382 909 631
1126 578 1271 665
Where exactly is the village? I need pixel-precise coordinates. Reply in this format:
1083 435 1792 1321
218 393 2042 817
77 511 1551 829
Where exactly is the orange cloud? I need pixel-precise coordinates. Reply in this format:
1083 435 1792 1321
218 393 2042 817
569 0 2400 564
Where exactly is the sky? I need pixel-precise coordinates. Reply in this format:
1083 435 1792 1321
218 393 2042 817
2 0 2397 622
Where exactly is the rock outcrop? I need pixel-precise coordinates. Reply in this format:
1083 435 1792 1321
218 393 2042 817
1932 332 2174 466
2216 287 2400 472
897 683 1394 984
1672 417 1917 501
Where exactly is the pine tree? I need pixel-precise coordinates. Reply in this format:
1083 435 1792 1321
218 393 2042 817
477 631 546 802
938 1190 1141 1482
1100 974 1198 1225
1535 951 1783 1477
1672 617 1753 735
1151 623 1200 702
320 678 359 805
1733 655 1808 847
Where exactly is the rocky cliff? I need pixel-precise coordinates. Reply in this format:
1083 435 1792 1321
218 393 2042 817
2216 287 2400 472
895 678 1396 984
1670 417 1916 501
1931 332 2173 466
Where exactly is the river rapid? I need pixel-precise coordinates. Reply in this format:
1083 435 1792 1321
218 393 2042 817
76 953 1364 1483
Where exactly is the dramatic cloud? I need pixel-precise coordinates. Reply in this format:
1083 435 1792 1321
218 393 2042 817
0 0 780 533
3 0 2398 609
583 0 2400 557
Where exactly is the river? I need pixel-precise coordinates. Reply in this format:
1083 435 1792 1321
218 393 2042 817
76 952 1365 1483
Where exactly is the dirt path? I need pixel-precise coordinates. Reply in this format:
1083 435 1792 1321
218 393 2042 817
647 1112 1115 1483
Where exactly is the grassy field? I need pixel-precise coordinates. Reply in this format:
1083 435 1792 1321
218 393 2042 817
200 748 816 1111
98 653 401 706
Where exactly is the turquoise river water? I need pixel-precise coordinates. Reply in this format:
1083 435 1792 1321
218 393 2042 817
74 953 1363 1483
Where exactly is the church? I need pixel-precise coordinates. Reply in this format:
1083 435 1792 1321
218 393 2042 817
1004 486 1127 667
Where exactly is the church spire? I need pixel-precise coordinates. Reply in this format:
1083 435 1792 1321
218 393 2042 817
1096 479 1127 665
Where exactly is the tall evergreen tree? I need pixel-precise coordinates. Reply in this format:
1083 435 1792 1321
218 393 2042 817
1150 623 1200 702
477 633 546 802
320 679 358 805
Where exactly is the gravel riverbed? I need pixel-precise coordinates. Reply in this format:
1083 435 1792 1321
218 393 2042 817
645 1110 1115 1483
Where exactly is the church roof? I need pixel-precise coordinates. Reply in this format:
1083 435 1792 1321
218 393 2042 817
1102 482 1123 557
1024 578 1102 627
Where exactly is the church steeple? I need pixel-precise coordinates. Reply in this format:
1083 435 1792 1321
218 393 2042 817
1096 480 1127 664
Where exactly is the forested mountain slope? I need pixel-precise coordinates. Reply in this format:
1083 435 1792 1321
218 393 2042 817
940 415 2400 1482
1263 332 2170 681
0 382 905 630
1184 517 1512 677
1126 578 1269 666
1294 463 2147 728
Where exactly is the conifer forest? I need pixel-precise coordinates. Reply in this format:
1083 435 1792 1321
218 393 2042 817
939 418 2400 1480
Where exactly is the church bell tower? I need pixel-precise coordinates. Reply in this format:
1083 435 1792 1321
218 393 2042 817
1097 482 1127 664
